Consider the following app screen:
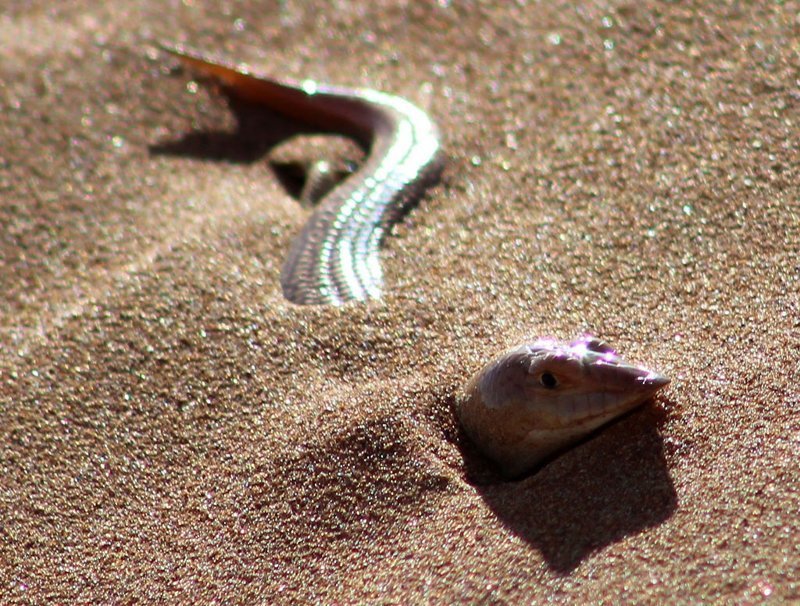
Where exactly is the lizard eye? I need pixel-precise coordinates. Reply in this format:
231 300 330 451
539 372 559 389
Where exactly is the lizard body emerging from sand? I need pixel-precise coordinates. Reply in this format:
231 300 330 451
161 46 669 477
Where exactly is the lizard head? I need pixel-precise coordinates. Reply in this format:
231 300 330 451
457 335 669 478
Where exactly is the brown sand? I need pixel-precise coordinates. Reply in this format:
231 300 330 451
1 1 798 603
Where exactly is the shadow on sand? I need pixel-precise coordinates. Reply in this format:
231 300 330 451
149 78 335 200
459 400 677 574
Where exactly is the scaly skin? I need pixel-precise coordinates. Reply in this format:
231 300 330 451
160 44 442 306
159 47 668 475
457 336 669 477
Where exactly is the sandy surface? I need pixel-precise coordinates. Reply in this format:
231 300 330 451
1 1 798 603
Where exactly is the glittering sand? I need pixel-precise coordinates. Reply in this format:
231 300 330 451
1 2 797 603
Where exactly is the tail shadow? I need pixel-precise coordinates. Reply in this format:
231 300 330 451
149 83 328 199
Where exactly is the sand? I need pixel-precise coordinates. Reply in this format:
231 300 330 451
1 1 798 603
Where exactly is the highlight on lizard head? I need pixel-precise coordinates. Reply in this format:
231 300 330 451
457 336 670 478
158 46 670 478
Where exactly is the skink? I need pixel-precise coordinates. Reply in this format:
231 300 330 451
160 47 669 478
162 44 442 306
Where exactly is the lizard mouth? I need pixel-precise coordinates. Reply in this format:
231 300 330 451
456 335 671 477
561 360 670 425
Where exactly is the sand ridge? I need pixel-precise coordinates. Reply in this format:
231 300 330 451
0 1 798 603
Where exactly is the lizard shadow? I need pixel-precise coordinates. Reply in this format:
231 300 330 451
458 400 677 574
149 92 334 200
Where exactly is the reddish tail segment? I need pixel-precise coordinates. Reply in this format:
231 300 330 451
162 45 443 305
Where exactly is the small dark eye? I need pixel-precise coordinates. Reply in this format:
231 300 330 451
540 372 558 389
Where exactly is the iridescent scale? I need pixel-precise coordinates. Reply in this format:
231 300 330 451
165 46 443 306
